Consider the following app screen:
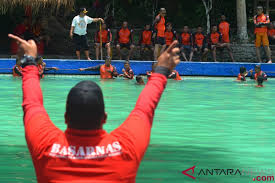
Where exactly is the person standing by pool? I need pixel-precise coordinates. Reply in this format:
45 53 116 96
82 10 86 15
153 8 167 61
219 15 231 44
70 8 104 60
79 56 118 79
254 6 272 63
8 33 180 182
119 61 134 79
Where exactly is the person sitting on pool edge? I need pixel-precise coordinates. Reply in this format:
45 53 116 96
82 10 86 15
168 70 182 80
250 65 267 81
37 57 59 78
8 33 180 182
13 58 23 77
256 75 264 87
119 61 134 79
136 75 145 85
79 56 118 79
147 62 157 78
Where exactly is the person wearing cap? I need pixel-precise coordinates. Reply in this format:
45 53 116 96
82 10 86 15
79 57 118 79
70 8 104 60
153 8 167 61
8 33 180 182
254 6 272 63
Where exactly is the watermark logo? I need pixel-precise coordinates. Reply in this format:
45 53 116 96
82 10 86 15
182 166 196 180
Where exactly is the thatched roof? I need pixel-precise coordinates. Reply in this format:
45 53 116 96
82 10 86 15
0 0 74 14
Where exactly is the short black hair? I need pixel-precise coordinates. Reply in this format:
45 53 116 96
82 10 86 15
257 76 264 85
255 65 261 70
240 66 247 74
136 75 143 82
66 81 105 130
79 7 86 13
257 6 263 10
167 22 172 26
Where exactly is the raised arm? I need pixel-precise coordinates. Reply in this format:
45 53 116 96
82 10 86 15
112 41 180 161
79 65 101 71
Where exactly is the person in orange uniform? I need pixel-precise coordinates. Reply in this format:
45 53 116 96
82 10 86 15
13 59 23 77
268 23 275 45
254 6 272 63
236 66 251 81
168 70 182 80
207 25 234 62
219 15 230 44
153 8 167 61
250 65 267 81
95 23 112 60
193 26 208 61
165 23 177 47
139 24 154 58
119 61 134 79
115 21 135 60
180 26 194 61
9 32 180 182
79 56 118 79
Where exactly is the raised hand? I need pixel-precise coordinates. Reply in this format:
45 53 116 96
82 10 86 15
156 40 180 71
8 34 37 58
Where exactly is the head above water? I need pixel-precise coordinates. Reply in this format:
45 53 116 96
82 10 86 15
124 61 130 70
257 6 263 15
212 25 218 32
136 75 145 84
255 65 261 73
160 8 166 17
105 56 112 66
240 66 247 74
79 8 88 17
65 81 106 130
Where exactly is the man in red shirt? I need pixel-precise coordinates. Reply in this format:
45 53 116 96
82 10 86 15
153 8 167 60
115 21 135 60
207 25 234 62
94 23 112 60
165 23 177 47
193 26 208 61
8 33 180 183
254 6 272 63
139 24 154 59
180 26 194 61
268 23 275 45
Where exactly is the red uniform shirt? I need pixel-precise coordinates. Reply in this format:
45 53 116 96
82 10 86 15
155 15 166 37
254 14 270 33
140 30 152 45
193 33 205 47
165 31 176 46
219 21 230 43
22 66 167 183
180 33 192 45
95 29 112 43
268 29 275 37
209 32 222 45
117 28 132 44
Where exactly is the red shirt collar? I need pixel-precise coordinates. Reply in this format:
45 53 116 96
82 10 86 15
65 128 108 137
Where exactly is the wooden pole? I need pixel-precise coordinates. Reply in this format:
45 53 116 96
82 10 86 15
100 22 103 60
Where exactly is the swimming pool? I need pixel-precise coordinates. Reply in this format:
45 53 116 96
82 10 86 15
0 75 275 183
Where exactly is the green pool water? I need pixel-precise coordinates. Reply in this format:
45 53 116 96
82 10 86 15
0 75 275 183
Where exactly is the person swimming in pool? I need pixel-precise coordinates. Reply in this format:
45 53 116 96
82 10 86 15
119 61 134 79
8 33 180 182
136 75 145 85
256 76 264 87
250 65 267 81
13 58 23 77
37 57 59 78
79 56 118 79
236 66 253 81
168 70 182 80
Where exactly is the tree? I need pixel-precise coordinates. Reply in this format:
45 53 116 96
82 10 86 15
202 0 212 34
236 0 248 42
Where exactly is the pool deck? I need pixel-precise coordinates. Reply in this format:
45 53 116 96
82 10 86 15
1 59 275 77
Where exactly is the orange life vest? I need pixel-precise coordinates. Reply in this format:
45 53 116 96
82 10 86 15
194 33 205 47
268 29 275 37
100 64 114 79
181 33 191 45
12 65 22 77
173 70 182 81
254 14 270 33
141 30 152 45
237 74 245 81
155 15 165 37
118 28 131 44
97 29 109 43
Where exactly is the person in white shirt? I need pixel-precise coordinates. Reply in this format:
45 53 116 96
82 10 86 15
70 8 104 60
